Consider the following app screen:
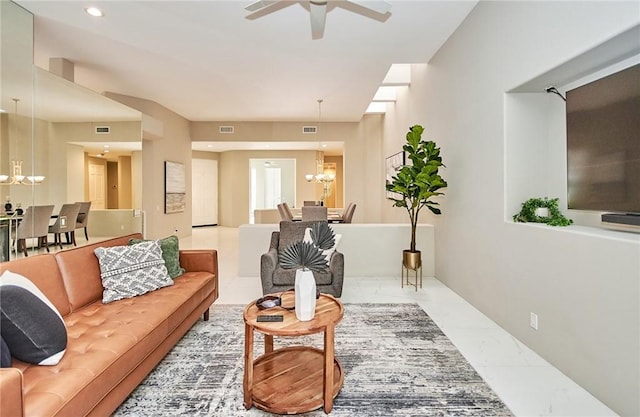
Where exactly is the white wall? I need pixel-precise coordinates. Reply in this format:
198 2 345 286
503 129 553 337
238 223 435 278
383 2 640 416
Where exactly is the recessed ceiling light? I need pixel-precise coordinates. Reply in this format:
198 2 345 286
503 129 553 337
85 7 104 17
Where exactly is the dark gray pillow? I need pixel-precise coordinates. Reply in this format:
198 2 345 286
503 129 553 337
0 271 67 365
1 336 11 368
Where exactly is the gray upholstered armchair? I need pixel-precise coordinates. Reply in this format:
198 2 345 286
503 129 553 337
260 221 344 297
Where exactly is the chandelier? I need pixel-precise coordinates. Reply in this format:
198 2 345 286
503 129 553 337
305 99 335 202
0 98 46 185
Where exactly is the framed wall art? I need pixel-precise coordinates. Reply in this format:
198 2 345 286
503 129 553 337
385 151 405 199
164 161 186 213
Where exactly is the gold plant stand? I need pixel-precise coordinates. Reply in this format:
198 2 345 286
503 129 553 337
402 263 422 291
401 250 422 291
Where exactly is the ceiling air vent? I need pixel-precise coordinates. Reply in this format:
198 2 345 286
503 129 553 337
219 126 234 134
95 126 110 134
302 126 317 134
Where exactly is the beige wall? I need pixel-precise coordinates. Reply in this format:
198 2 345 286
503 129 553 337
218 149 320 227
106 92 193 239
118 155 132 209
195 117 385 226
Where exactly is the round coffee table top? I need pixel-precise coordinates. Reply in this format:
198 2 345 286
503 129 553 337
244 292 344 336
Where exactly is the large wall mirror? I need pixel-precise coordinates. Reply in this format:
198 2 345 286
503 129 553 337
1 1 143 260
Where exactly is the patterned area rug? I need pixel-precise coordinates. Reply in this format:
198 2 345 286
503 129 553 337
114 303 513 416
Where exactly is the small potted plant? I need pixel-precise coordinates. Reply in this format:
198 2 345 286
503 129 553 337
513 197 573 226
279 222 335 321
386 125 447 270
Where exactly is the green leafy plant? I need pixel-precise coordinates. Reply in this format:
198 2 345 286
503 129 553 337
513 197 573 226
279 222 334 272
386 125 447 252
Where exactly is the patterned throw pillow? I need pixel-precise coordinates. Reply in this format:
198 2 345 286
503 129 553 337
94 240 173 304
0 270 67 365
128 235 185 279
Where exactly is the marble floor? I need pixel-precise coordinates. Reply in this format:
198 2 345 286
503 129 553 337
180 226 618 417
12 226 618 416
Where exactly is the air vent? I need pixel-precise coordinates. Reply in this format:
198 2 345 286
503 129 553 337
302 126 318 134
95 126 110 134
219 126 234 134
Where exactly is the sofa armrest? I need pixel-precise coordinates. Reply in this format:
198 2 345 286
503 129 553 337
179 250 218 275
1 368 24 417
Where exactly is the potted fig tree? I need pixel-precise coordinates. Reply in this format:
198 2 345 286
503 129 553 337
386 125 447 270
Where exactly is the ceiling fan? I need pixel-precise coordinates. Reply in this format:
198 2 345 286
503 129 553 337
245 0 392 40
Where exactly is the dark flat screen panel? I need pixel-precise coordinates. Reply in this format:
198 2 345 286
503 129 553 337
566 63 640 213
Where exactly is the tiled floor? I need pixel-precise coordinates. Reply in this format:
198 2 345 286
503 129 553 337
14 226 617 416
180 226 618 417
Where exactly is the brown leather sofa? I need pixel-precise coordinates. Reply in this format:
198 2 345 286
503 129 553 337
0 234 218 417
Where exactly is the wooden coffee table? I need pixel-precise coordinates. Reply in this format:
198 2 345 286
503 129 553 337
243 292 344 414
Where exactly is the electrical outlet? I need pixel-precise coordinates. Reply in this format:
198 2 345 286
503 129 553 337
530 312 539 330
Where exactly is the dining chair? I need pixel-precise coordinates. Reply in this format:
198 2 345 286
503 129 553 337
302 206 328 221
73 201 92 241
277 203 293 222
282 202 295 221
341 203 356 223
49 203 81 249
12 205 55 257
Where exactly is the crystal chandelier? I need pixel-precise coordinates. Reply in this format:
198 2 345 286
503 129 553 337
0 98 46 185
305 99 335 201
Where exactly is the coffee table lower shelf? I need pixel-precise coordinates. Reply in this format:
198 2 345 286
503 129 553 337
251 345 343 414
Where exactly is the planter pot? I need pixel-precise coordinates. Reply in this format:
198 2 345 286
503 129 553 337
535 207 550 217
294 269 317 321
402 250 422 270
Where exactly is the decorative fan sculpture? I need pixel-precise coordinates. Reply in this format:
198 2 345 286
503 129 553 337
245 0 392 40
279 221 335 271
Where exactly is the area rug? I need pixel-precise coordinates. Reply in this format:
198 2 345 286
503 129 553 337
113 303 513 416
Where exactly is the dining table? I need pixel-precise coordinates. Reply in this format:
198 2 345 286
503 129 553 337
290 209 344 223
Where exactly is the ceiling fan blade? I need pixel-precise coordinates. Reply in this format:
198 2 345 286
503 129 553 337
347 0 391 14
245 0 279 12
310 1 327 40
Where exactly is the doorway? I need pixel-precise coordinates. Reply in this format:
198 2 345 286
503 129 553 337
249 159 296 223
192 158 218 226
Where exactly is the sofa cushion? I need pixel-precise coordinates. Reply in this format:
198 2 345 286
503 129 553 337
128 235 185 279
55 234 142 312
278 220 326 254
1 336 11 367
0 271 67 365
94 240 173 304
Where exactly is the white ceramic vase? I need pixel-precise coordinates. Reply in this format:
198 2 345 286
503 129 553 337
294 268 317 321
535 207 550 217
